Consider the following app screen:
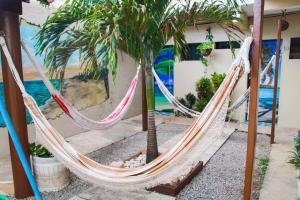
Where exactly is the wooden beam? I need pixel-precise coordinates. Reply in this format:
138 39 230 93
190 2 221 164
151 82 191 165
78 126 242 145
0 0 23 14
142 67 148 131
270 19 282 144
0 9 33 198
243 0 264 199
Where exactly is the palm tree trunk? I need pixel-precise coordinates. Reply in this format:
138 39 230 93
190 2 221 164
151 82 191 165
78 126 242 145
60 70 65 92
145 60 159 163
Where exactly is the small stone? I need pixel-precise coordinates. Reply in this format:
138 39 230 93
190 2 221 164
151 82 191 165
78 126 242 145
110 161 124 168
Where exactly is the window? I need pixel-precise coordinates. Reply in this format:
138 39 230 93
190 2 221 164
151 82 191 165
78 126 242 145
182 43 201 60
289 37 300 59
215 41 240 49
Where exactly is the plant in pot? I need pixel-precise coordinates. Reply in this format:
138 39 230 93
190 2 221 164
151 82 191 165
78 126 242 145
197 27 214 56
30 142 70 192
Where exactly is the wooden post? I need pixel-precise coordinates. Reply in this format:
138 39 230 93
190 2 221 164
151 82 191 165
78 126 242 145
0 8 33 199
270 19 282 144
243 0 264 199
142 67 148 131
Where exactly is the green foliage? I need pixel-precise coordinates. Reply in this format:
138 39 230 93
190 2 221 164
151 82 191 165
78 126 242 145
199 56 209 67
197 40 214 53
29 142 53 158
289 132 300 172
194 73 225 112
196 77 214 100
185 93 196 109
75 67 109 81
197 28 214 66
176 93 197 117
195 98 210 112
178 97 188 108
258 156 270 174
36 0 243 80
211 72 226 92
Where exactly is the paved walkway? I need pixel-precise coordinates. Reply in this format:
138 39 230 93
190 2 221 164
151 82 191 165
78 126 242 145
0 114 236 199
259 127 299 200
0 115 156 196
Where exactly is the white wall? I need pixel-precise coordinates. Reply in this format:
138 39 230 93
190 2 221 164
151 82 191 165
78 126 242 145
261 14 300 128
173 14 300 129
172 25 248 122
0 51 142 158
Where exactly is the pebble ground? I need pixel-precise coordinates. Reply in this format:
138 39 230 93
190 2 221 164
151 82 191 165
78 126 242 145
20 124 270 200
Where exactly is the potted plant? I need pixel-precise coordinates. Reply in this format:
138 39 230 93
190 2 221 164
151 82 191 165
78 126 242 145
30 142 70 192
197 27 214 57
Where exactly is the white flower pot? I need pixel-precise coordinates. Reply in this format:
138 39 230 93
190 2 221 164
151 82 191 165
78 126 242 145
32 156 70 192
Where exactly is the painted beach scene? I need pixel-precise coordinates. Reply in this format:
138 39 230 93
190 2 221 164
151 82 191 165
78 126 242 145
154 46 174 114
0 21 108 126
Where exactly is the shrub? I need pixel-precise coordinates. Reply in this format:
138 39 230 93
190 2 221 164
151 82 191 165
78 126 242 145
196 77 214 100
185 93 196 109
211 72 226 92
195 98 210 112
289 132 300 172
258 156 270 174
176 93 197 117
178 97 188 108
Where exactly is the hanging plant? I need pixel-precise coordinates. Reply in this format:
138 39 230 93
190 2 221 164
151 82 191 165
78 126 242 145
197 27 214 57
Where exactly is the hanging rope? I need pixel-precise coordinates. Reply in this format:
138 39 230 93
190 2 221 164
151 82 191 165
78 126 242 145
21 41 140 130
0 35 253 190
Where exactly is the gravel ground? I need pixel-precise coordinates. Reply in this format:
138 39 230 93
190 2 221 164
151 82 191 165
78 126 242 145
176 131 271 200
20 123 186 200
19 124 270 200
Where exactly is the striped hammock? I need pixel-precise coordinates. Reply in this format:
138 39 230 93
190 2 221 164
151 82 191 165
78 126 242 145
0 36 252 190
21 42 140 130
153 53 275 115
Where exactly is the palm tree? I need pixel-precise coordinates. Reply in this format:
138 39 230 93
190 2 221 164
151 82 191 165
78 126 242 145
36 0 243 162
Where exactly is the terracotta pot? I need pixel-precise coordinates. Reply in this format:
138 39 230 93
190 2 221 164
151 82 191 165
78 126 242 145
202 48 212 57
281 19 289 31
32 156 70 192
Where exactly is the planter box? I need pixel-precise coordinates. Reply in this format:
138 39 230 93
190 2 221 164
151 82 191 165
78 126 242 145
32 156 70 192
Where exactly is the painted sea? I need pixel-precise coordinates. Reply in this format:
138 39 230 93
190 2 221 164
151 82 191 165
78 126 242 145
154 47 174 115
0 22 81 127
0 80 61 126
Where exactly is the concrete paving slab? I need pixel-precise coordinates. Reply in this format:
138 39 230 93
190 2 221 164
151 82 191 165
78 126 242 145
259 127 299 200
69 187 175 200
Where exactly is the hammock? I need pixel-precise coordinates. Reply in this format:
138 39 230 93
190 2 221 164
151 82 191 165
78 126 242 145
21 42 140 130
153 53 275 115
0 36 252 190
228 55 275 112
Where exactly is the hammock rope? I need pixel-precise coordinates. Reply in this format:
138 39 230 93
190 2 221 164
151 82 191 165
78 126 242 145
21 41 140 130
227 55 275 112
0 36 252 190
153 53 275 115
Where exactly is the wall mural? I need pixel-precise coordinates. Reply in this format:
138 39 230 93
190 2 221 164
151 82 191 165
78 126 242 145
246 39 282 124
0 22 83 126
154 46 174 114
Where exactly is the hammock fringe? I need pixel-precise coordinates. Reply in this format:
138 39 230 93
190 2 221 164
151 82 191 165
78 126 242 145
0 36 253 190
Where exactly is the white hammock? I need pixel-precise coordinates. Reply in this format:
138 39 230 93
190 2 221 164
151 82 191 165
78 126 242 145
21 41 140 130
0 36 252 190
153 53 275 115
227 55 275 112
